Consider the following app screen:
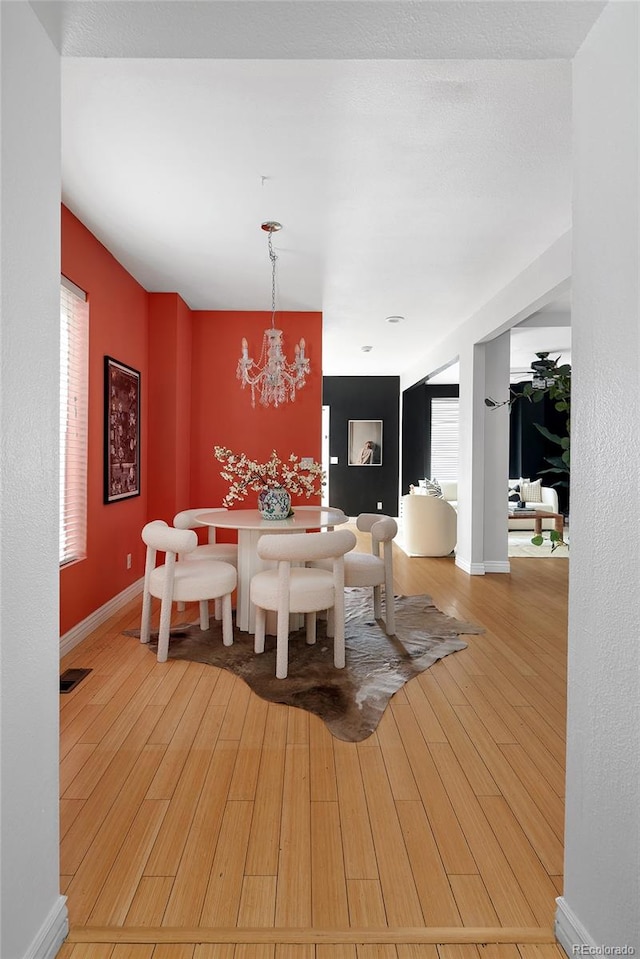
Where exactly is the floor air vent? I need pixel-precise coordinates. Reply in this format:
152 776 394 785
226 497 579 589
60 668 92 693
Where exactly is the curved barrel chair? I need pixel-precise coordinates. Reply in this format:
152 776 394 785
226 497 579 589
401 493 457 557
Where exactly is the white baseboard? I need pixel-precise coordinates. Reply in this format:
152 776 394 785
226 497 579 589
455 556 486 575
555 897 598 954
484 560 511 573
24 895 68 959
60 578 144 658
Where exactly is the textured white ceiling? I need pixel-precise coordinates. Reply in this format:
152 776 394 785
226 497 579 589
48 1 597 376
34 1 606 60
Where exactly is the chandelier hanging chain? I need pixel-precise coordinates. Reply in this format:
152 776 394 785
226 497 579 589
236 221 311 409
268 227 277 329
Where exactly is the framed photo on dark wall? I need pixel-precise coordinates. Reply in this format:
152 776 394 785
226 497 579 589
348 419 383 466
104 356 140 503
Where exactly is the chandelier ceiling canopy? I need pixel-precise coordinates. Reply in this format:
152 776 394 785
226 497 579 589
237 221 310 409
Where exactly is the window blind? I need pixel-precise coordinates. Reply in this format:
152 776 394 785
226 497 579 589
60 277 89 566
430 397 459 481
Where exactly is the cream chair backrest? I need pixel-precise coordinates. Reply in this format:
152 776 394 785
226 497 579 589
142 519 197 556
173 507 228 544
356 514 397 551
257 528 356 564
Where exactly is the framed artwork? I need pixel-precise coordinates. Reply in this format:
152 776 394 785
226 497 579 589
104 356 141 503
348 419 383 466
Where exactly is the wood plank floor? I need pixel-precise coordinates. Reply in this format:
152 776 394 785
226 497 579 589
58 529 568 958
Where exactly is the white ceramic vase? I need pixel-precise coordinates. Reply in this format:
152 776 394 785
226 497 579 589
257 486 291 520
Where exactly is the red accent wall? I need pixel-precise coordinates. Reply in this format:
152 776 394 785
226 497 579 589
190 311 323 515
60 205 149 635
147 293 193 524
60 206 323 636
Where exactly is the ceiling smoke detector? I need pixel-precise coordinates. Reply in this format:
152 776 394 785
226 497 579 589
361 345 373 352
385 315 404 323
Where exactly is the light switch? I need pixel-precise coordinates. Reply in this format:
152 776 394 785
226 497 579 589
330 456 338 464
300 457 314 468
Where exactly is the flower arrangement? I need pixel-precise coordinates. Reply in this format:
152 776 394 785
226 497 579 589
214 446 325 508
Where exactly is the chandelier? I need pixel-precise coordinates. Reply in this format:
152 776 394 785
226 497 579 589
237 221 310 408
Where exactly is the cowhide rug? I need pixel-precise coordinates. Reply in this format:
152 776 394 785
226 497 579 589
127 591 483 742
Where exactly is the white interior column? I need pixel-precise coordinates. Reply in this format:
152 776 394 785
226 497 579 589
482 331 511 573
456 332 510 575
455 341 487 574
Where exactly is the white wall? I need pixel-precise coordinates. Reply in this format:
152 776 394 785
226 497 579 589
0 5 67 958
558 2 640 948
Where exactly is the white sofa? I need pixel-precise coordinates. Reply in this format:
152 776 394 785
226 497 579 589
506 483 560 530
414 479 560 531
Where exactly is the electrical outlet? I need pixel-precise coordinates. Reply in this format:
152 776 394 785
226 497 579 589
377 501 383 510
126 553 132 570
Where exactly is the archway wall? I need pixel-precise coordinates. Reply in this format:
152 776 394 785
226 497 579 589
0 5 68 958
558 2 640 948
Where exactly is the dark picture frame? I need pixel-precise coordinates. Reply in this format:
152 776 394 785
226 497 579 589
348 419 383 466
104 356 141 503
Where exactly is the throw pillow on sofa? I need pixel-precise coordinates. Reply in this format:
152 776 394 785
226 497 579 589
520 478 543 503
508 477 528 505
424 478 443 498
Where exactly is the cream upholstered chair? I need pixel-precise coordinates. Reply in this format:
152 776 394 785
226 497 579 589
172 508 238 565
250 528 356 679
173 508 238 617
140 520 237 663
401 493 457 557
339 513 398 635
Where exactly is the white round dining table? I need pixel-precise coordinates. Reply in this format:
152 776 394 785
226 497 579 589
194 508 348 634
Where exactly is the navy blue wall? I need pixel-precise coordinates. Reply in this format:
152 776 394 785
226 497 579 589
401 379 569 514
402 383 460 494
